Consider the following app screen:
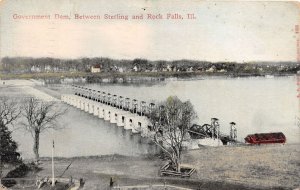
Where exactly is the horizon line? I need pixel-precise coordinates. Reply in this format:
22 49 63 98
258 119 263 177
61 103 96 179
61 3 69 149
0 56 298 64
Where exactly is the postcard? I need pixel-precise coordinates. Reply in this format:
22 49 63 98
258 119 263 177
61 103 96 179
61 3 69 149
0 0 299 190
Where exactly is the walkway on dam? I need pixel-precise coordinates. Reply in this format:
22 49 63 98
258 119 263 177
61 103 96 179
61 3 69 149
61 94 151 137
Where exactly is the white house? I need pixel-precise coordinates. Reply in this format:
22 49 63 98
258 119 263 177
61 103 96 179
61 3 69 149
132 66 138 72
91 65 101 73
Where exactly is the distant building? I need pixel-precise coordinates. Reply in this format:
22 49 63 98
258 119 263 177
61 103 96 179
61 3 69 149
166 65 172 72
187 67 193 72
118 67 124 73
91 64 101 73
206 65 216 72
132 66 138 72
218 69 227 73
45 65 52 72
30 65 41 73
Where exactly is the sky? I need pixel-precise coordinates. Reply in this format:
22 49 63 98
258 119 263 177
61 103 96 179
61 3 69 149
0 0 299 62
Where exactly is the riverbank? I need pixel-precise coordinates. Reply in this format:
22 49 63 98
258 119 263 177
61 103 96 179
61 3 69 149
9 143 298 190
0 71 296 81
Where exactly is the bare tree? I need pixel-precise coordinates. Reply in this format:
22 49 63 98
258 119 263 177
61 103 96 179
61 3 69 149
21 98 66 162
0 97 21 127
148 96 197 172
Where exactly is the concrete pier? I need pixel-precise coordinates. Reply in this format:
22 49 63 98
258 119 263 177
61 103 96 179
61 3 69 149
61 94 151 136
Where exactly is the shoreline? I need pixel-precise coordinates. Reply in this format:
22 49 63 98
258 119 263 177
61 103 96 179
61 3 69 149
0 71 296 81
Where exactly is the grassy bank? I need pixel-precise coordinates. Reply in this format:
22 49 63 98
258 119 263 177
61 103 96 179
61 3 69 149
8 144 299 190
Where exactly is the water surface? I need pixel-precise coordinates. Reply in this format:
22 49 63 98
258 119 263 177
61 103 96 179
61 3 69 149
10 76 300 158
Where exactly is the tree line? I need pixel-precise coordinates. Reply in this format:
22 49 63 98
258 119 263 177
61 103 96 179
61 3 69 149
1 57 299 75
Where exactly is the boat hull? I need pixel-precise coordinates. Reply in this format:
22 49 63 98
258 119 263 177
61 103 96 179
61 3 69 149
244 132 286 144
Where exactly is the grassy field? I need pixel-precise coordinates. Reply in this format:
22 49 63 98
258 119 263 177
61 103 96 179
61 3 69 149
6 144 298 190
184 144 300 189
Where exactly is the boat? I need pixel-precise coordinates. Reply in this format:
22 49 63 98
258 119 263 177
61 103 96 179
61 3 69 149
36 177 83 189
160 163 195 178
244 132 286 144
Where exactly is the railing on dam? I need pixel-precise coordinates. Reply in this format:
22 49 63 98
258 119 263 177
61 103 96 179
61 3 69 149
71 85 156 117
61 93 152 137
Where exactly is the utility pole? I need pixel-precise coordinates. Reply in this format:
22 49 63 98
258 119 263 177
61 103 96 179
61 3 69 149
296 74 300 129
52 140 55 187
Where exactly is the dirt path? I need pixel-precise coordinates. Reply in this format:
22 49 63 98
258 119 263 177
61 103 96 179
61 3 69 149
0 79 59 101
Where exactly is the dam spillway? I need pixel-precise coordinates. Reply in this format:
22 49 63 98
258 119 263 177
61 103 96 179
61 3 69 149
61 94 152 137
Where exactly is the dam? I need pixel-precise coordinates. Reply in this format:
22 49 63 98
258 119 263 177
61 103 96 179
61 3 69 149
61 85 153 138
61 85 240 148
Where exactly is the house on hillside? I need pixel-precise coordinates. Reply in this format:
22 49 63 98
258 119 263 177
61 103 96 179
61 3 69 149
206 65 216 72
118 67 124 73
166 64 172 72
132 66 138 72
91 64 101 73
30 65 41 73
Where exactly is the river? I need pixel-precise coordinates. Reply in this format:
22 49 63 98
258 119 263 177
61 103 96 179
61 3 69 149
11 76 300 158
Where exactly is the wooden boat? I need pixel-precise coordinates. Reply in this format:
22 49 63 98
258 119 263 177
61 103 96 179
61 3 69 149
244 132 286 144
36 177 83 189
160 163 195 178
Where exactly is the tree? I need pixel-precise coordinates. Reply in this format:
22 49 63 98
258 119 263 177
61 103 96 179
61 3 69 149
148 96 197 172
0 123 21 164
133 58 148 71
0 98 21 164
0 97 21 183
0 98 21 127
21 98 66 162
